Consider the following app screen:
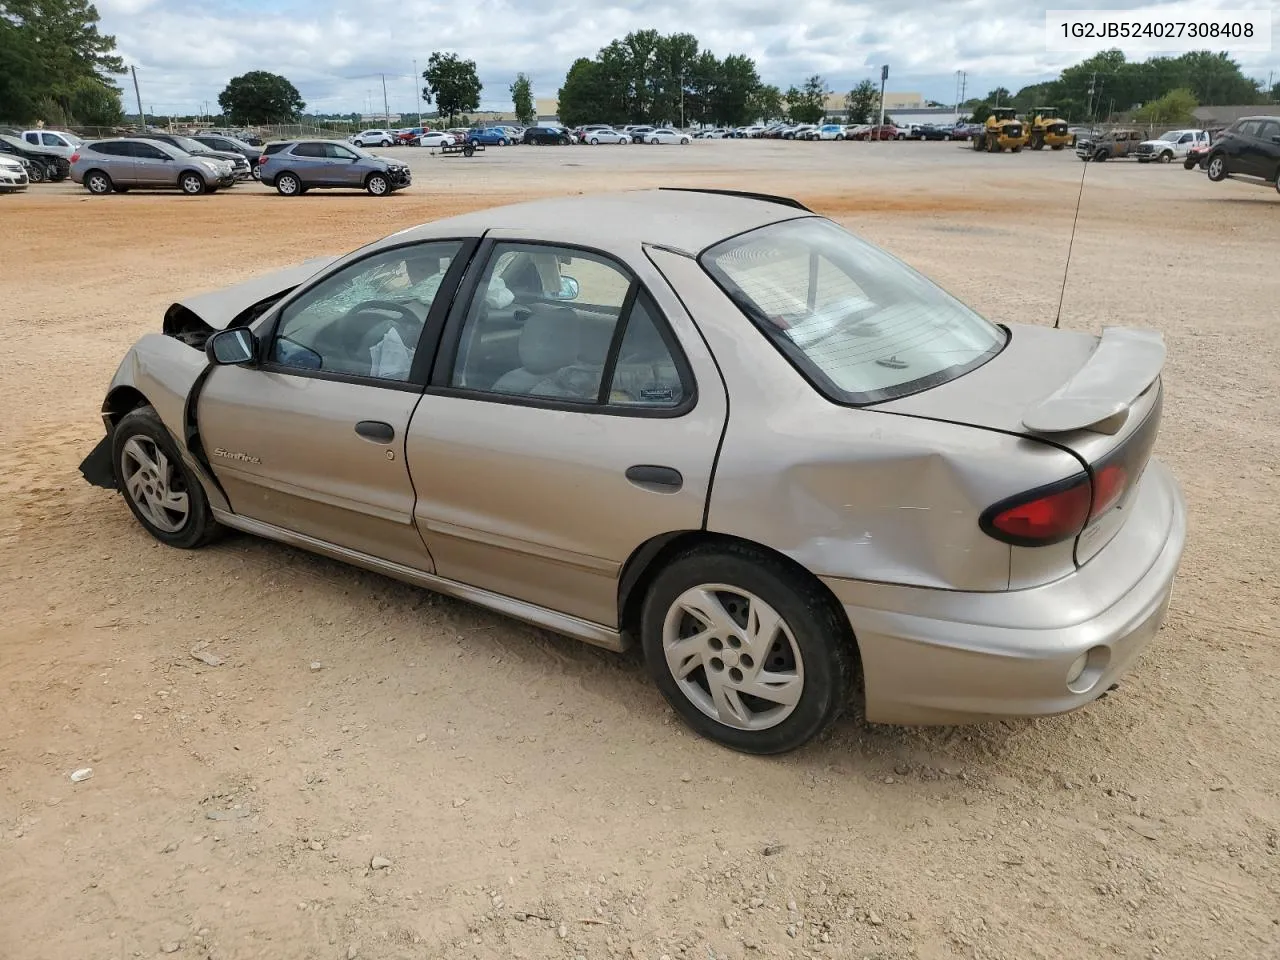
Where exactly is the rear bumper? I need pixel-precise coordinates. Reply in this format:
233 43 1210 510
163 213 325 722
822 459 1186 725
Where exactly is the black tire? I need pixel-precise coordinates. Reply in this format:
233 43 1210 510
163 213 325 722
1159 150 1173 163
112 185 130 193
275 171 302 196
83 169 111 194
1031 134 1044 150
1094 149 1108 162
251 164 262 180
1011 145 1022 153
111 406 221 550
1051 144 1064 150
589 137 599 145
179 170 206 195
1183 157 1197 170
28 162 47 184
971 135 983 151
366 173 390 196
835 134 844 141
640 544 855 755
1206 154 1227 181
896 133 905 140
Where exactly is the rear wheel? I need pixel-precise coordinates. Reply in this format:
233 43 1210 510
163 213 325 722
179 171 206 195
112 407 221 550
1051 144 1064 150
84 169 111 194
641 545 854 755
1094 149 1108 162
275 172 302 196
835 134 844 141
589 137 599 145
1206 154 1227 181
366 173 390 196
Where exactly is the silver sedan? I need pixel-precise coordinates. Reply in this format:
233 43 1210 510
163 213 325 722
79 189 1185 754
583 129 631 144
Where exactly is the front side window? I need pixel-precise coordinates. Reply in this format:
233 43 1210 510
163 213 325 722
701 217 1005 405
326 143 358 159
449 243 687 409
269 241 463 381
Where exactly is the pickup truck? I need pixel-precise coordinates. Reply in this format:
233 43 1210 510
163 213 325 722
1135 129 1210 163
1076 129 1143 161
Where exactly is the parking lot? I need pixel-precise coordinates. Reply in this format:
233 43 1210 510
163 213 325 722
2 139 1278 960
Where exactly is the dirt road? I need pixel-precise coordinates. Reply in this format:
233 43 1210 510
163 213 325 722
1 142 1277 960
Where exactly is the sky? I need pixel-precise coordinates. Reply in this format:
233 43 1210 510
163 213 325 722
95 0 1280 117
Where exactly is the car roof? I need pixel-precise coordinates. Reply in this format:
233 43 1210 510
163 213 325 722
386 189 812 253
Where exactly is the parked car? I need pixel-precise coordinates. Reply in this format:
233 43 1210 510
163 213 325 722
417 131 460 149
395 128 425 145
522 126 572 145
0 133 70 182
133 134 253 180
0 155 29 192
815 124 847 141
781 124 815 140
468 127 513 146
1135 129 1210 163
351 129 396 148
70 138 235 195
739 125 766 138
1205 115 1280 192
857 125 901 141
191 133 266 178
21 129 82 158
257 140 411 196
78 188 1185 755
625 125 656 144
916 124 953 141
1075 129 1143 161
646 128 691 145
582 128 631 144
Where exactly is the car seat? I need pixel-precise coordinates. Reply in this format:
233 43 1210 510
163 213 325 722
490 303 601 399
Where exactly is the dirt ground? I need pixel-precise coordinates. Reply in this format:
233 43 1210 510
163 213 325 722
1 141 1278 960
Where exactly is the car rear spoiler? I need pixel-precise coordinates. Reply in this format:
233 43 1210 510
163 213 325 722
1022 327 1165 434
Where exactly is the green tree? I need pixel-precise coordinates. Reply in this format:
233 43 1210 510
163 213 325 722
0 0 125 124
556 58 603 127
711 54 760 126
1132 87 1198 127
749 84 784 122
422 52 482 125
218 71 304 124
844 79 879 123
985 86 1012 107
67 75 122 125
509 72 535 126
785 75 827 123
965 101 993 123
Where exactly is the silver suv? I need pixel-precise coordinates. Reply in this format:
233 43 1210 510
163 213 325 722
71 138 236 195
257 140 412 197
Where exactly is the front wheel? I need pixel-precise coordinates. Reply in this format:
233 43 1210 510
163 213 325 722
835 134 844 141
1206 155 1227 181
680 137 690 144
1094 149 1108 162
179 171 206 195
641 546 854 755
366 173 390 196
112 407 221 549
896 133 905 140
1159 151 1173 163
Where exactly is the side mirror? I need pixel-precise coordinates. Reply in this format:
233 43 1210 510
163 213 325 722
206 327 257 365
1272 136 1280 145
553 276 580 301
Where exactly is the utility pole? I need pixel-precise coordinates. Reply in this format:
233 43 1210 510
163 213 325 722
381 73 391 125
414 59 422 125
131 65 145 131
955 70 966 122
680 69 686 129
877 63 888 133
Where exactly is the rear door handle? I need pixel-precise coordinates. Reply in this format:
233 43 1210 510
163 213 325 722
625 465 683 492
355 420 395 443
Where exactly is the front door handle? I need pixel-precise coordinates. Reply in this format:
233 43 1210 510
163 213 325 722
625 464 683 492
355 420 395 443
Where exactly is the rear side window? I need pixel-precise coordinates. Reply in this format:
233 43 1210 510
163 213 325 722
292 143 324 158
701 217 1005 405
262 142 291 155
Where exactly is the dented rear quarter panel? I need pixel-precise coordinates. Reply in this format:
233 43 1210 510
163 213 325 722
651 248 1082 592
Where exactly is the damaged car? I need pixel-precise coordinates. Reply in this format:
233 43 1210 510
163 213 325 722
79 189 1186 754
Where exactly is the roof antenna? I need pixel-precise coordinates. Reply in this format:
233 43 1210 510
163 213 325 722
1053 152 1089 329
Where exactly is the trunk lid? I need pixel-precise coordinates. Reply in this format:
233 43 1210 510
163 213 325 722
880 323 1166 565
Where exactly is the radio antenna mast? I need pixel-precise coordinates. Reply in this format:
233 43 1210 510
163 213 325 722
1053 152 1089 329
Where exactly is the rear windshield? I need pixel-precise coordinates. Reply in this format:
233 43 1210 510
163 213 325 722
700 217 1006 404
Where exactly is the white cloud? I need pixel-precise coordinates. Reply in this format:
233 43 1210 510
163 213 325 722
97 0 1280 114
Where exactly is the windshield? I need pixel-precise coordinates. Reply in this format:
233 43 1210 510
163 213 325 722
700 217 1006 404
169 135 210 154
1157 130 1181 141
347 143 376 158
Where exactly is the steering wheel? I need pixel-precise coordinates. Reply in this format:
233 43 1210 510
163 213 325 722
349 299 424 360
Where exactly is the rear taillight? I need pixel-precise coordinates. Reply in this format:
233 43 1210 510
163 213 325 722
69 152 80 164
258 155 269 165
981 475 1092 546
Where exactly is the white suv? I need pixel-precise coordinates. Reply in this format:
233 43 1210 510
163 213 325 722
351 129 395 147
1136 129 1210 163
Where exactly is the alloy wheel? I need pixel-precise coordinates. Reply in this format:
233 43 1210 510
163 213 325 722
180 173 204 194
120 436 189 533
662 584 804 731
86 172 110 194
